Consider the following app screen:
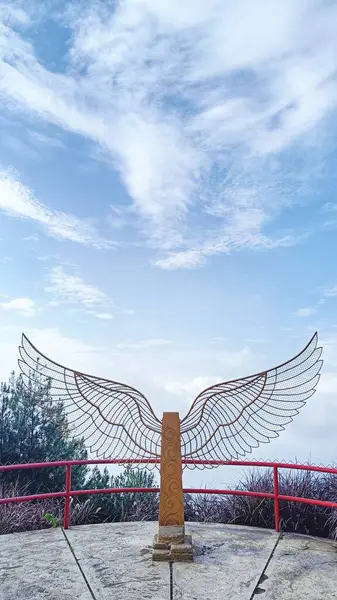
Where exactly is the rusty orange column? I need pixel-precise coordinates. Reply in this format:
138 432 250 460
158 412 185 543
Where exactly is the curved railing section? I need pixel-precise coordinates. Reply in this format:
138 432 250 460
0 459 336 532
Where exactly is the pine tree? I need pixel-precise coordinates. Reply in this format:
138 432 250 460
0 372 88 494
85 466 111 490
82 464 158 522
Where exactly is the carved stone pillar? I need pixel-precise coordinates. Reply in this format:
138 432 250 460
153 412 193 561
158 412 185 541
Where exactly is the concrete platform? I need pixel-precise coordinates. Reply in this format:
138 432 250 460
0 522 336 600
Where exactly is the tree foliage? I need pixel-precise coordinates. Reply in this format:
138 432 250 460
83 465 158 522
0 372 88 493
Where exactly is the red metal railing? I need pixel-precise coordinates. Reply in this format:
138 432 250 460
0 459 336 532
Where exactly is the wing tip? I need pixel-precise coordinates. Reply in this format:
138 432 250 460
312 331 319 346
21 332 29 347
306 330 318 349
19 333 32 361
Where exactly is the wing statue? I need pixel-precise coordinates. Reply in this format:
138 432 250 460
18 334 161 462
17 332 323 551
180 332 322 467
18 332 322 468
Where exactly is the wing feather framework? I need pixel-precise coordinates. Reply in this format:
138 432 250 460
180 333 323 468
18 334 161 462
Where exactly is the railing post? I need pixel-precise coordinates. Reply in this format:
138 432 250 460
64 464 71 530
273 465 280 532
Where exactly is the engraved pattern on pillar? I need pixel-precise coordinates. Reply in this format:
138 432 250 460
159 412 184 527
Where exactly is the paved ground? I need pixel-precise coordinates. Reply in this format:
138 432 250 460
0 522 336 600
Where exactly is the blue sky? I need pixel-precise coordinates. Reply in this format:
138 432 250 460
1 0 337 485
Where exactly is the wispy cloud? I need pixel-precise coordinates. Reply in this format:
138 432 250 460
0 168 111 248
23 234 39 242
45 266 109 307
1 1 337 266
294 307 317 318
154 232 300 269
27 130 66 149
164 376 221 398
87 311 114 320
44 266 135 320
323 285 337 298
0 296 36 317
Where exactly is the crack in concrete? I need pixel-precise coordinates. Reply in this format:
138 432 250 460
249 532 283 600
62 527 97 600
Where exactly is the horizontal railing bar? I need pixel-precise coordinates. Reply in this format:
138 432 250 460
0 459 336 474
0 491 66 505
183 460 337 474
183 489 275 499
0 488 276 505
71 487 160 497
278 495 337 509
0 458 160 471
1 487 336 510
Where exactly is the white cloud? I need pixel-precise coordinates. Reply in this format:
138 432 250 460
0 168 111 248
23 234 39 242
154 232 300 269
317 372 337 397
294 307 317 318
323 285 337 297
216 346 252 369
0 297 36 317
154 249 206 270
1 1 336 266
45 266 109 308
164 376 221 398
45 267 135 320
87 311 114 320
27 130 65 149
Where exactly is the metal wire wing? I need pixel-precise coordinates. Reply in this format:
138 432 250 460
18 334 161 462
180 333 323 468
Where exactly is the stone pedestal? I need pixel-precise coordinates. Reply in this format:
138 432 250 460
152 412 193 562
152 534 193 562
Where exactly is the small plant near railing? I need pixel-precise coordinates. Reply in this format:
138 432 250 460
0 483 97 534
43 512 59 528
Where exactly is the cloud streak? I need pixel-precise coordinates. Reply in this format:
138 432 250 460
0 296 36 317
323 285 337 298
45 266 110 307
294 307 317 318
0 168 111 248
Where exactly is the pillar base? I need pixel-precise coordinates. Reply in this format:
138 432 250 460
157 525 185 544
152 533 193 562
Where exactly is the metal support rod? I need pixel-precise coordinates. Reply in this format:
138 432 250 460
64 464 72 530
273 465 280 533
